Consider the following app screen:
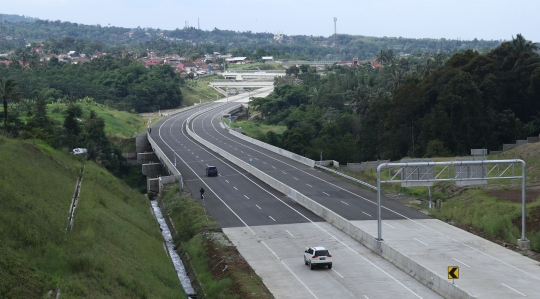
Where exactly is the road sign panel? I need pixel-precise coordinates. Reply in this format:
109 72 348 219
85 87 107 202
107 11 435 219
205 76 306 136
448 266 459 279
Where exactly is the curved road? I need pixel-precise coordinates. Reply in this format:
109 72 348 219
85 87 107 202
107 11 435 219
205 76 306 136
149 94 441 299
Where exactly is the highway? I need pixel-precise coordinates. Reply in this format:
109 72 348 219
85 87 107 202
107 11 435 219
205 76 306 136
150 86 540 298
150 94 441 298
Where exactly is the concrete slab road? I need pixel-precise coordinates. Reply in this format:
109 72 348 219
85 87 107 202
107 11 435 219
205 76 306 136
354 219 540 298
225 222 443 299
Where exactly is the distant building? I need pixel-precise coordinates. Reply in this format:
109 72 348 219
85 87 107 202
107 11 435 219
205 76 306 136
71 57 90 65
225 57 250 64
262 56 274 62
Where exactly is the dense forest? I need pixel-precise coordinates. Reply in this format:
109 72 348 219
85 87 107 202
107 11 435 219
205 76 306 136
0 14 501 60
250 35 540 162
0 55 183 113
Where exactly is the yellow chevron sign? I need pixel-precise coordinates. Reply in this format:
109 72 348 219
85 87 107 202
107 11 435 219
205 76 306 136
448 266 459 279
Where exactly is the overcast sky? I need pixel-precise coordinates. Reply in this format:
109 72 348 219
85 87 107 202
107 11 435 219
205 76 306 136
1 0 538 42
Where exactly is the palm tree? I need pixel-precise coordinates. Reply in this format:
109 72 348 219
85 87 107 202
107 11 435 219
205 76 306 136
386 69 407 91
1 79 23 134
375 49 387 65
386 49 396 65
420 59 435 79
433 53 447 68
511 34 539 68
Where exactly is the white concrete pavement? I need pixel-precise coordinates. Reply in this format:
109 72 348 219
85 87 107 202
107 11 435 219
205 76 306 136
353 219 540 298
225 222 443 299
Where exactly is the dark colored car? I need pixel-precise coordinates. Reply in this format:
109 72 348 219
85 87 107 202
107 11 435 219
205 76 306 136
206 166 218 177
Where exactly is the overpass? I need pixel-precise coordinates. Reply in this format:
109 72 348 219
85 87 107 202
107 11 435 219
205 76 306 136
221 70 285 81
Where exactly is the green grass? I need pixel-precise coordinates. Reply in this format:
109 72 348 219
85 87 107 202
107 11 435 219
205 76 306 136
231 120 286 140
181 75 225 106
47 102 147 139
430 189 540 243
0 137 184 298
161 187 272 299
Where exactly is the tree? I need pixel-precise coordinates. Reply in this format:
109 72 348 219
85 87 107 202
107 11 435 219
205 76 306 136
286 65 300 77
510 34 539 68
0 78 23 134
63 104 82 148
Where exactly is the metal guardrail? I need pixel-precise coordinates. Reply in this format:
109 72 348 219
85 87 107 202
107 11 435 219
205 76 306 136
315 164 377 190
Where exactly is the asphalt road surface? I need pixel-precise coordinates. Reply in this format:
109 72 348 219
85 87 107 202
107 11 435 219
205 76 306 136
149 98 442 298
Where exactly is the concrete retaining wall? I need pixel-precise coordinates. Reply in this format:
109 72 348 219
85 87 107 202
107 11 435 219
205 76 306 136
138 152 160 164
503 144 517 151
228 123 316 167
528 136 540 143
315 160 339 167
185 106 473 299
347 160 390 172
136 132 152 153
516 140 528 146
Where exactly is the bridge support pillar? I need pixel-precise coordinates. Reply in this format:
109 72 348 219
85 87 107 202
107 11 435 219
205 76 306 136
138 152 159 164
136 132 152 153
142 163 164 178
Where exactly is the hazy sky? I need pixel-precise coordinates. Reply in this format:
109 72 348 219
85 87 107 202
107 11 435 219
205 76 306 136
1 0 538 42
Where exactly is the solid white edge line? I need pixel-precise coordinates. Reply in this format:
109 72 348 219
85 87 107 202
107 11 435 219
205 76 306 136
206 107 540 282
185 104 424 299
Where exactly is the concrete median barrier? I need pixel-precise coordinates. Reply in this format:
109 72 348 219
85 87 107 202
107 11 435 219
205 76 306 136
185 107 474 299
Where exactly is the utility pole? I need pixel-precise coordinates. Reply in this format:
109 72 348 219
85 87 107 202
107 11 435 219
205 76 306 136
198 18 200 30
334 17 337 59
0 15 3 39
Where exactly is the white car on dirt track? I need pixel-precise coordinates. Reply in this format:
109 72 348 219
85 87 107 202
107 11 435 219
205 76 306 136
304 246 332 270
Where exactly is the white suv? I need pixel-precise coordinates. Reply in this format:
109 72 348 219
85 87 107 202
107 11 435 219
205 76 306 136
304 246 332 270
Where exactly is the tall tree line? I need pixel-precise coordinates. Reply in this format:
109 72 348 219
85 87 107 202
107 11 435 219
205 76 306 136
250 34 540 163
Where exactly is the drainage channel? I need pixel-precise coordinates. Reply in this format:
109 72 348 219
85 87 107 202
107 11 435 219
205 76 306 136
66 167 84 232
151 200 196 295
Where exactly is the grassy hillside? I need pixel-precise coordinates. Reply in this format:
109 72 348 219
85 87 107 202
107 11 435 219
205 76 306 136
47 102 147 139
161 186 273 299
0 136 184 298
231 120 286 140
181 75 225 106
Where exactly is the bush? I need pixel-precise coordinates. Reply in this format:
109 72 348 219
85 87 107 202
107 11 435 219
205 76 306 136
530 231 540 252
424 140 451 157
